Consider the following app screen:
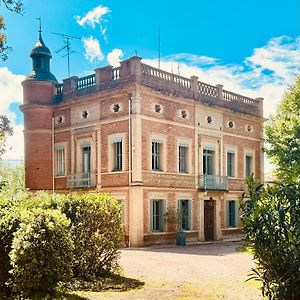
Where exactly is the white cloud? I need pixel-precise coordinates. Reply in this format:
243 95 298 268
0 67 25 160
82 36 104 63
107 49 123 67
75 5 110 36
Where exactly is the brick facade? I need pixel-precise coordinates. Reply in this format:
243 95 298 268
21 52 264 247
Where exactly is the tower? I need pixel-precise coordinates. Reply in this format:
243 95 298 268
20 30 57 190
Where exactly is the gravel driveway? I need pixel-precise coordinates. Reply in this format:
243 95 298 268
78 242 262 300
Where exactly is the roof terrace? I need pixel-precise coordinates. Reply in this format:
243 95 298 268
55 56 263 117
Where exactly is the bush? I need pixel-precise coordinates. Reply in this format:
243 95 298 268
61 193 123 279
9 208 74 297
240 175 300 300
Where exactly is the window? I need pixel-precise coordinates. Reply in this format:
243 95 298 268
178 200 192 230
181 110 187 119
155 104 161 113
82 111 88 119
55 146 65 176
56 116 63 124
228 121 234 128
113 139 122 171
207 116 212 124
150 200 166 232
152 141 162 171
82 145 91 174
245 155 253 177
179 144 188 173
227 151 235 177
203 148 214 175
113 104 120 112
246 125 253 132
226 200 238 228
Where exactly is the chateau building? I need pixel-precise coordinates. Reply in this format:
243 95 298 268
21 33 264 246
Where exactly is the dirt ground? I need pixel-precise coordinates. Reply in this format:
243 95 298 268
75 242 262 300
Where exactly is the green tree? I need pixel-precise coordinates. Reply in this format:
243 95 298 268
0 0 24 60
265 76 300 182
0 115 13 158
240 176 300 299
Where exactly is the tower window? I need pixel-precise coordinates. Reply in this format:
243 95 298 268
82 111 89 119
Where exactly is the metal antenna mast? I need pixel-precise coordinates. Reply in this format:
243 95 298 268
52 32 81 77
158 25 161 69
36 17 42 36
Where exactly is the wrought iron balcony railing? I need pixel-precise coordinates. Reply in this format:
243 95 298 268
199 175 228 191
67 172 96 189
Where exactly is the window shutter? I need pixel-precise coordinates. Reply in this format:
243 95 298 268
232 201 236 227
187 200 192 230
226 201 230 227
159 200 166 231
235 200 239 227
178 200 182 230
150 200 153 232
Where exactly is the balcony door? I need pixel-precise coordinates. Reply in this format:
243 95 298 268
82 146 91 174
203 149 214 175
204 199 214 241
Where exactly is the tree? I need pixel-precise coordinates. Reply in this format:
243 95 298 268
0 0 24 60
0 115 13 158
265 76 300 182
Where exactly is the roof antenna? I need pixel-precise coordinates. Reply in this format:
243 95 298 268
135 49 138 56
52 32 81 78
158 25 161 69
177 63 180 76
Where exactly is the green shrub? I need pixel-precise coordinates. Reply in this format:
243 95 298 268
61 193 123 279
9 208 74 297
241 175 300 300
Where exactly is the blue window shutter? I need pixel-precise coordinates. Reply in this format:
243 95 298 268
150 200 153 232
187 200 192 230
159 200 166 231
235 200 239 227
178 200 182 230
232 201 236 227
226 201 230 227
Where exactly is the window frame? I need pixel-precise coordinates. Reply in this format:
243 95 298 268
203 148 215 175
178 199 192 231
244 149 255 177
226 200 239 228
150 199 166 232
55 145 66 177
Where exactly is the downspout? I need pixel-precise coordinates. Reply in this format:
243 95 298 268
52 113 55 194
128 97 132 247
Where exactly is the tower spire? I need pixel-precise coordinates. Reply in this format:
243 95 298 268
36 17 42 40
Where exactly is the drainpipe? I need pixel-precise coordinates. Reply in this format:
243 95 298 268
52 113 55 194
128 97 132 247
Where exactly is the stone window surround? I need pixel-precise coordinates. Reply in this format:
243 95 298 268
225 145 238 178
201 142 219 176
244 148 255 177
150 134 167 172
108 132 127 173
154 103 162 113
55 115 64 125
246 124 253 132
75 136 96 174
54 142 67 177
176 138 192 174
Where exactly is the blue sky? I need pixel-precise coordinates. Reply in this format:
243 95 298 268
1 0 300 172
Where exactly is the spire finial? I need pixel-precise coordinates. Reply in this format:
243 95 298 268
36 17 42 39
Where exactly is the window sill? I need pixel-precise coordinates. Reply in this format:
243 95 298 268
55 175 66 178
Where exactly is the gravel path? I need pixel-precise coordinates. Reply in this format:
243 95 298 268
77 242 262 300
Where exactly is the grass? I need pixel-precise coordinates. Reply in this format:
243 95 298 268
235 243 253 254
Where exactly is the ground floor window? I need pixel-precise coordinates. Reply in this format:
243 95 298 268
178 199 192 230
226 200 238 228
150 199 166 232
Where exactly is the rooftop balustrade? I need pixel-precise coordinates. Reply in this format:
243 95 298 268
55 56 263 117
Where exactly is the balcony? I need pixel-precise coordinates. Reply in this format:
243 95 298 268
199 175 228 191
67 172 96 189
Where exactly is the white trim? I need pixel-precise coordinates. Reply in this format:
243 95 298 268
108 132 127 172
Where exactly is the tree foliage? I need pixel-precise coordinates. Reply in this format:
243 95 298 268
0 0 24 60
265 76 300 182
0 115 13 157
241 175 300 299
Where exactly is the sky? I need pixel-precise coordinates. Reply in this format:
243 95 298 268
1 0 300 172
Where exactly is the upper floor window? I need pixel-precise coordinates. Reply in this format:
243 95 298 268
56 115 64 125
181 110 187 119
207 116 213 124
203 148 215 175
152 140 163 171
82 145 91 174
227 150 235 177
246 125 253 132
178 199 192 230
245 154 253 177
150 199 166 232
113 104 120 112
55 146 65 176
112 138 123 171
155 104 161 113
179 144 188 173
82 110 89 119
228 121 235 128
